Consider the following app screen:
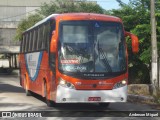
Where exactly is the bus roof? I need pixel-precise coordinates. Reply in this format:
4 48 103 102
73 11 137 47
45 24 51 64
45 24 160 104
58 13 121 21
25 14 59 32
25 13 122 32
34 14 59 26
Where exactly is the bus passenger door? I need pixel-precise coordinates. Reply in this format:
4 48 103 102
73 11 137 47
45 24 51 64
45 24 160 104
49 52 56 100
49 53 56 74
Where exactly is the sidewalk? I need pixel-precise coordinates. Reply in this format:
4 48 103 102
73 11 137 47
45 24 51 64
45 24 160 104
127 84 160 110
128 84 154 103
127 94 154 103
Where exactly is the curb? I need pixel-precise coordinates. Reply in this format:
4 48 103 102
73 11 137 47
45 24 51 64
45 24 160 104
127 94 155 103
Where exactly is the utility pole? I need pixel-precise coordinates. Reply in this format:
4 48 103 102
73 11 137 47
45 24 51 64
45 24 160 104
151 0 158 94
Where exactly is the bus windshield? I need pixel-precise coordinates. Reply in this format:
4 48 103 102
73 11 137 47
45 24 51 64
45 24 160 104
58 21 126 78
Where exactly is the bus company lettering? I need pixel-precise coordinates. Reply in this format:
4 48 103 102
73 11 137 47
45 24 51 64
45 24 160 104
28 54 36 66
25 52 42 80
65 66 87 71
99 81 113 86
28 55 36 66
28 61 36 66
84 74 105 77
61 59 79 64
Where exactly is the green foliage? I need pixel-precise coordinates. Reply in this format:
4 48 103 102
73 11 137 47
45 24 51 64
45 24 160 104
78 2 104 13
37 0 104 16
140 47 151 63
111 0 160 84
15 14 43 41
15 0 160 85
15 0 105 41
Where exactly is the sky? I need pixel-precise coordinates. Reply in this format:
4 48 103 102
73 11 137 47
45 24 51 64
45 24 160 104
93 0 130 10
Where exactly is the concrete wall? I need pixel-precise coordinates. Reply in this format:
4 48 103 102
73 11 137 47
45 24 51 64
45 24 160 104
0 0 94 48
0 0 53 47
0 28 19 45
0 0 53 6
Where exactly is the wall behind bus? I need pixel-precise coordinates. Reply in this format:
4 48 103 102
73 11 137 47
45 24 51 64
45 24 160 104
0 0 53 48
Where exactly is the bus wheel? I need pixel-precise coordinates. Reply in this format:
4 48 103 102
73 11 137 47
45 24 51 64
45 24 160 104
24 76 31 96
44 82 56 107
99 103 110 108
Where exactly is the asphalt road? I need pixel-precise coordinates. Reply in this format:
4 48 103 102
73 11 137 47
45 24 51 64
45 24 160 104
0 71 159 120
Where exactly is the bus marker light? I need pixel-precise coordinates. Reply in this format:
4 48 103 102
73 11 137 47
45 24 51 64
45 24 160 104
59 79 66 85
122 80 126 85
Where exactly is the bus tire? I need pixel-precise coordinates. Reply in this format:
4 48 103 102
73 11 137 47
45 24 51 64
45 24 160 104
44 81 56 107
25 75 31 96
99 102 110 108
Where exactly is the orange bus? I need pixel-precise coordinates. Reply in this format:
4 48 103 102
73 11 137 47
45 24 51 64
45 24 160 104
19 13 139 107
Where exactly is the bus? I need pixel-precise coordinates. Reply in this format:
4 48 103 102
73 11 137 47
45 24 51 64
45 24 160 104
19 13 139 107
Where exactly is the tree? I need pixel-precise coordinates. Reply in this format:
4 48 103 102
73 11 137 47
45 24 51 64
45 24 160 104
15 0 105 41
15 14 43 41
110 0 160 84
37 0 104 16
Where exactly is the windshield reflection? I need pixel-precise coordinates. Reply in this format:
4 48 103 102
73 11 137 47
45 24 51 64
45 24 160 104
58 21 126 75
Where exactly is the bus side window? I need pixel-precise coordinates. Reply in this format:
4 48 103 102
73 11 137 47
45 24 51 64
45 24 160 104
43 24 47 50
38 26 43 50
30 30 34 52
41 24 45 50
33 30 35 51
22 35 25 53
32 30 35 51
45 22 50 51
28 32 31 52
27 33 30 52
29 31 33 52
47 20 55 52
49 20 56 72
23 35 26 53
34 28 38 51
25 33 29 53
36 27 40 51
27 32 30 52
20 35 24 53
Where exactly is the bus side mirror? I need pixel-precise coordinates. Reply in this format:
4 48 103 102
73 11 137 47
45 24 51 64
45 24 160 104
125 32 139 53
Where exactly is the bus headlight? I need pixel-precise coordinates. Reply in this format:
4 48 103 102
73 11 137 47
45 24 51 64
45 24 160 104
113 79 127 89
59 78 75 89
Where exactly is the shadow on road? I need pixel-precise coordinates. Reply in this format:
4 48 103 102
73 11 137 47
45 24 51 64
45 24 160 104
0 83 25 93
0 103 31 107
0 97 5 101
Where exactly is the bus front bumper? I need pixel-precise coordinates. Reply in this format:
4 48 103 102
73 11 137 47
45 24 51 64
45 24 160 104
56 85 127 103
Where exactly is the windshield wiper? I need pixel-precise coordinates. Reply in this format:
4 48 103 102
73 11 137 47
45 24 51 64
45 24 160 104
98 48 112 73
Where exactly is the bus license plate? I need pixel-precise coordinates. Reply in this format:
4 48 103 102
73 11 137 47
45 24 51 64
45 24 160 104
88 97 101 101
